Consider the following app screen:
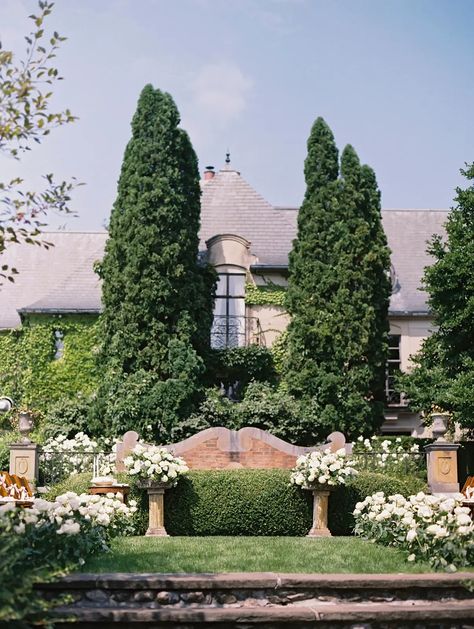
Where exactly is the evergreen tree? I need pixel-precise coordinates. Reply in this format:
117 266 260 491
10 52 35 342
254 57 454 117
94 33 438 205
94 85 214 440
399 164 474 430
285 118 391 438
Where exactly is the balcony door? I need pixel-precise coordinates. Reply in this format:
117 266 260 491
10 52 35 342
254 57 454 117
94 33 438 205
211 273 246 349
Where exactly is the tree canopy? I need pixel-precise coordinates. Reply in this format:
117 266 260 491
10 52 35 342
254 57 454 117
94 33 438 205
0 1 78 285
399 163 474 431
284 117 391 438
95 85 214 441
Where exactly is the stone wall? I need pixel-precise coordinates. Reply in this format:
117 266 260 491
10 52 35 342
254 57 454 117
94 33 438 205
116 427 348 472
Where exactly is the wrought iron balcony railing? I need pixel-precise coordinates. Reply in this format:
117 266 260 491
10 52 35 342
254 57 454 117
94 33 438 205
211 315 262 349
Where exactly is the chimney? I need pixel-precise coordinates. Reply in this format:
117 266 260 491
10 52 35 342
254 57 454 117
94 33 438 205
203 166 215 181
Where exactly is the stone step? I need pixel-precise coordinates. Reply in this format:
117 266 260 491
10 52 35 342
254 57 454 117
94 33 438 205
51 600 474 628
40 572 474 605
39 572 474 627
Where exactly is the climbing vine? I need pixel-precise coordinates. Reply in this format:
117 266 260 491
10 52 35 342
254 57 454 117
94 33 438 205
245 282 287 307
0 315 100 417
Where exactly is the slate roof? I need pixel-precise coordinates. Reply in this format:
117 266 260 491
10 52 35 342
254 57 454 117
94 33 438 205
199 164 295 266
0 165 449 329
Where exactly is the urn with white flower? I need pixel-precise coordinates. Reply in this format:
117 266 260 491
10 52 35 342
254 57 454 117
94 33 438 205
290 447 357 537
123 444 188 536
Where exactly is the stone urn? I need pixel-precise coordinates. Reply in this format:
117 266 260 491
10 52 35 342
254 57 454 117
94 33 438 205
431 412 450 442
138 480 172 537
18 411 34 444
305 484 332 537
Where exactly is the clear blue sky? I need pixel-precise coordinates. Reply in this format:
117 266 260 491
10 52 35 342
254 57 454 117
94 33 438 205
1 0 473 230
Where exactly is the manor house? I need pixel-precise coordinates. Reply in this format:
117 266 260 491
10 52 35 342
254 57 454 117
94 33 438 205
0 159 449 436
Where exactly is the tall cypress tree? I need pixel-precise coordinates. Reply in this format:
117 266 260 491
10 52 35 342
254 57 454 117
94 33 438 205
285 118 391 438
94 85 214 440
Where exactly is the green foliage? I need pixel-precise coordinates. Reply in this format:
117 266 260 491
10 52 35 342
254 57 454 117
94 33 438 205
0 315 99 420
0 1 79 285
95 85 214 440
235 381 330 444
285 119 391 438
0 430 19 470
179 382 331 445
59 468 426 537
270 331 288 375
206 344 277 398
398 165 474 430
42 395 93 440
329 472 427 535
164 469 313 536
245 282 287 307
44 471 92 500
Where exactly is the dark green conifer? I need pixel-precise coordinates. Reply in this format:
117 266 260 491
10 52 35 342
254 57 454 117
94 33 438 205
399 164 474 429
95 85 214 440
285 119 391 438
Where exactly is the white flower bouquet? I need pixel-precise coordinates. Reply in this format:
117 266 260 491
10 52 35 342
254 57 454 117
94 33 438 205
290 447 357 489
123 444 188 487
353 491 474 571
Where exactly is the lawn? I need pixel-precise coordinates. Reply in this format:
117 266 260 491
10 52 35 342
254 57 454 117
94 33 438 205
82 536 433 573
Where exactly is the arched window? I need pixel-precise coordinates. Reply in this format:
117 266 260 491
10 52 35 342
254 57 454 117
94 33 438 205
211 272 246 348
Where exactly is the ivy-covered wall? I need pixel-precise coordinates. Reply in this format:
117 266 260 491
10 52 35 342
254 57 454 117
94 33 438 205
245 282 287 307
0 314 100 413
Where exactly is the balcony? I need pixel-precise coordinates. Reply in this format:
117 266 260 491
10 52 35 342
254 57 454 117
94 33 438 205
211 315 263 349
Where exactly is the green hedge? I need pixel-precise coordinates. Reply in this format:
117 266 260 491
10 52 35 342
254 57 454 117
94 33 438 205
45 469 427 537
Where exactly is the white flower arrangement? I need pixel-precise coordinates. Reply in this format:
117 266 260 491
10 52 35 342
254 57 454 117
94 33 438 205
41 432 116 480
290 447 357 489
0 491 138 539
123 444 188 487
353 491 474 571
353 436 422 476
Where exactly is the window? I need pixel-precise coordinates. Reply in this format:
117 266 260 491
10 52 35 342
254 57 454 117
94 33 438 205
211 273 246 349
386 334 402 405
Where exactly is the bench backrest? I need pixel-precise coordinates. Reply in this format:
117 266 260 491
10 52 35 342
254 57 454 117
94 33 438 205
0 471 33 500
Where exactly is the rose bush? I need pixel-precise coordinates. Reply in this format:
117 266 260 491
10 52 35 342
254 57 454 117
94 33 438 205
123 444 188 486
0 492 137 623
353 490 474 571
290 448 357 489
353 436 424 477
41 432 116 482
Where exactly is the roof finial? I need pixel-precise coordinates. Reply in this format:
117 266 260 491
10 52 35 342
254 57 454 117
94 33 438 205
225 150 230 164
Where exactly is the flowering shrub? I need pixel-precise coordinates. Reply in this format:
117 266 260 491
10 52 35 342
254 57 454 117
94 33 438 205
0 491 137 623
123 444 188 486
353 491 474 571
353 436 424 477
41 432 116 482
290 448 357 489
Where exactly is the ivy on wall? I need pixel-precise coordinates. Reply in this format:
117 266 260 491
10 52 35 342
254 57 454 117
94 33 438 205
245 282 287 307
0 315 100 414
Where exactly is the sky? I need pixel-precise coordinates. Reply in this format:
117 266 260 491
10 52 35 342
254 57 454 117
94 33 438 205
1 0 473 231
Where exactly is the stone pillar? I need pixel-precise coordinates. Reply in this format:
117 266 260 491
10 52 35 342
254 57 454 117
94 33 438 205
425 412 460 495
9 442 40 488
140 483 169 536
307 488 331 537
425 442 460 495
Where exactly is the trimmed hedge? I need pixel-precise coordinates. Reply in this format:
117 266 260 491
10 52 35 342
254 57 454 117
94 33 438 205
165 469 312 536
45 469 427 537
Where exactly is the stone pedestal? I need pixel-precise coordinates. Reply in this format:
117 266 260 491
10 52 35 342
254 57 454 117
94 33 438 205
139 482 170 536
307 487 332 537
9 442 40 487
425 442 460 495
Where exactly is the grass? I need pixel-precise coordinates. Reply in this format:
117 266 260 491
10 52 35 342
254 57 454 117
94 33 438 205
82 536 433 574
